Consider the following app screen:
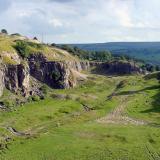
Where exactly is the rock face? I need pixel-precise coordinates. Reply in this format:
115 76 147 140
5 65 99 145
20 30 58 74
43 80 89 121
101 61 142 75
67 61 90 72
28 54 77 89
4 64 30 96
0 53 142 98
0 53 91 97
0 66 5 97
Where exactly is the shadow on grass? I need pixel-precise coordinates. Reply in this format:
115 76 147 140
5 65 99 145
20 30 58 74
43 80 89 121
115 85 160 96
115 85 160 113
142 91 160 113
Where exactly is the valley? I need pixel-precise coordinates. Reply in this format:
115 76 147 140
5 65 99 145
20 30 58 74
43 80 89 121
0 33 160 160
0 73 160 160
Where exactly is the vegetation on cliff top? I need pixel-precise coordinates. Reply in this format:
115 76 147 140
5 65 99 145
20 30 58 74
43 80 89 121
0 34 78 64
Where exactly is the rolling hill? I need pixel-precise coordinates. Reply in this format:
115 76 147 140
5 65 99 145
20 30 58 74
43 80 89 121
69 42 160 64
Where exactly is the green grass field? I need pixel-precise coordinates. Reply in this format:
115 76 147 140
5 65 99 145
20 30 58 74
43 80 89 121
0 74 160 160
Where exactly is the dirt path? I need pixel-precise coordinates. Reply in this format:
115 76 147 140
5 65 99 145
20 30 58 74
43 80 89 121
6 127 30 137
97 96 147 125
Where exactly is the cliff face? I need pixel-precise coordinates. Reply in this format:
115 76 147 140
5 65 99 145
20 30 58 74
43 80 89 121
28 54 77 89
0 66 5 97
101 61 142 75
0 54 91 97
0 52 142 98
67 61 90 72
4 64 30 96
89 61 142 75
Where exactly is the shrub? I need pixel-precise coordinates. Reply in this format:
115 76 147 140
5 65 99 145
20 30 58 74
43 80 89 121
31 95 40 102
33 37 38 40
14 41 30 58
51 71 61 81
58 107 71 114
1 29 8 34
11 33 21 36
51 94 66 100
40 85 48 95
116 80 127 89
1 100 14 108
14 41 43 58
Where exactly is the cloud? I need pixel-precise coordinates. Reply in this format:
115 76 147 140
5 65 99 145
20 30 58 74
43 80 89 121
0 0 160 43
0 0 11 13
49 0 74 3
49 18 63 27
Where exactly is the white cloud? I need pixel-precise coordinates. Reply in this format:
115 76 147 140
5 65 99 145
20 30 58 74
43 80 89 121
49 18 63 27
0 0 160 43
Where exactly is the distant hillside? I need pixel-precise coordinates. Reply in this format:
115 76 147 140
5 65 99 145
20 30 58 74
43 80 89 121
69 42 160 64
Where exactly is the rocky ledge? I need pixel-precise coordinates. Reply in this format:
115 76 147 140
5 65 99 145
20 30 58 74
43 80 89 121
0 54 142 98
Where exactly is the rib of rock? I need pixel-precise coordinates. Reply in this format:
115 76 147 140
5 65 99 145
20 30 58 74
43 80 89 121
101 61 142 75
0 66 5 97
67 61 90 72
4 64 30 97
28 54 77 89
0 53 92 97
0 52 142 98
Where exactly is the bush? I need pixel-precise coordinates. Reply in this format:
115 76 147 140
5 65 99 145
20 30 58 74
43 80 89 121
51 71 61 81
11 33 21 36
58 107 71 114
1 29 8 34
116 80 127 89
40 85 48 95
14 41 43 58
14 41 30 58
51 94 66 100
1 100 14 108
33 37 38 40
31 95 40 102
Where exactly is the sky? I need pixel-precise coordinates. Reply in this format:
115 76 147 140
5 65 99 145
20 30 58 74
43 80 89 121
0 0 160 43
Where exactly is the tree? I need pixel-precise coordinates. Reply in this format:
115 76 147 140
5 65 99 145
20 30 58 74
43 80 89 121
33 37 38 40
155 65 160 71
150 65 156 72
1 29 8 34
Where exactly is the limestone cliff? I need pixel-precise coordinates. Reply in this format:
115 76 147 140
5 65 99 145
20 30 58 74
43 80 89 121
102 61 142 75
0 66 5 97
0 34 142 98
3 63 30 96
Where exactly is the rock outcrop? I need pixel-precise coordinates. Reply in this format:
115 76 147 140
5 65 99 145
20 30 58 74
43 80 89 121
0 66 5 97
92 61 142 75
0 52 142 98
101 61 142 75
4 63 30 96
28 54 77 89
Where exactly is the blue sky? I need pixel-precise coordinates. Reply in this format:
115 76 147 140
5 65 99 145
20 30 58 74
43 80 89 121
0 0 160 43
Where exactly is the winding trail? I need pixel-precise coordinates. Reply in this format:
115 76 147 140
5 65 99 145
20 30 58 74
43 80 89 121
97 96 147 125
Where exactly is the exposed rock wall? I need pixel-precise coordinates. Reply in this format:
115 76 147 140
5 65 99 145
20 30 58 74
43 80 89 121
0 66 5 97
101 61 142 75
67 61 90 72
17 64 30 96
4 64 30 96
29 55 77 89
0 52 142 98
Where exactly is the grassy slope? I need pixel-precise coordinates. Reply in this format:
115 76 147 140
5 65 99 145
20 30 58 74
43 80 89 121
0 74 160 160
0 34 78 64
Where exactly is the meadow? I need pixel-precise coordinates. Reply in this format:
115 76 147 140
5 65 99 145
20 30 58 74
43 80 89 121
0 74 160 160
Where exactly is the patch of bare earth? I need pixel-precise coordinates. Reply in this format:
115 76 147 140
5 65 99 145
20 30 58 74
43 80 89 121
97 96 147 125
